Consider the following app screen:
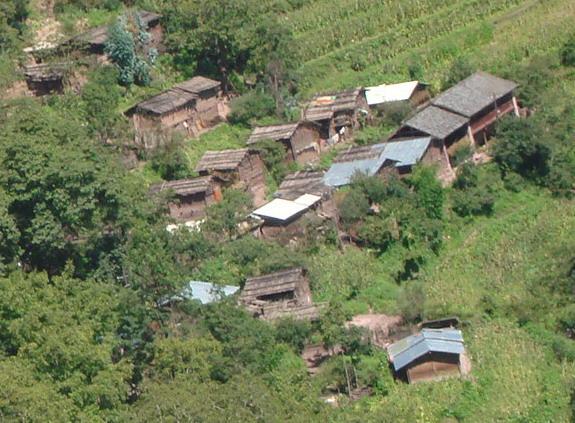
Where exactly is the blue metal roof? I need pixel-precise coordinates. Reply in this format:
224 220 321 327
323 143 388 187
383 137 431 167
387 329 465 371
177 281 240 304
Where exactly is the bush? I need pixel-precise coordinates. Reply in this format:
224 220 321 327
451 188 495 217
493 117 551 180
149 141 192 181
228 91 276 126
251 139 287 183
561 33 575 67
338 189 370 227
409 166 444 219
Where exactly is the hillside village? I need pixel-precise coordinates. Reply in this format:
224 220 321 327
0 0 574 421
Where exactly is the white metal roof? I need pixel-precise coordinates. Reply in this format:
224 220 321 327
293 194 321 207
365 81 420 105
251 198 309 222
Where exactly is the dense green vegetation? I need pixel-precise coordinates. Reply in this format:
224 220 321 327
0 0 574 421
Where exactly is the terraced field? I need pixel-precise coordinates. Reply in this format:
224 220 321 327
288 0 575 95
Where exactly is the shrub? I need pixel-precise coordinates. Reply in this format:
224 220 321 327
451 188 495 217
338 189 370 227
493 117 551 180
561 33 575 67
149 141 192 181
251 138 287 182
409 166 444 219
227 91 276 126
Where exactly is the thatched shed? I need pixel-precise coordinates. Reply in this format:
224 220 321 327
196 148 266 207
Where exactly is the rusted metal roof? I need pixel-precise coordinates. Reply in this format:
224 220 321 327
275 171 332 201
304 88 364 122
387 329 465 371
247 123 299 144
432 71 518 118
240 268 307 304
403 106 469 140
195 148 250 172
149 176 212 196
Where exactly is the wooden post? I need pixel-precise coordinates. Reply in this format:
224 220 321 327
512 96 520 117
467 125 477 149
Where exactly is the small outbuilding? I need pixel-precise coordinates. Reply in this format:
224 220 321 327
240 268 320 321
304 88 369 142
247 122 322 164
22 63 68 96
387 328 466 384
196 148 266 207
382 136 451 176
126 76 226 149
365 81 430 110
150 176 218 222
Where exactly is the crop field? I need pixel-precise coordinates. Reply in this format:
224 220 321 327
287 0 575 95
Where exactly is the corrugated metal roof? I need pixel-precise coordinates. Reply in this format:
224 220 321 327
432 71 518 118
178 281 239 304
365 81 420 105
387 329 465 371
404 105 469 140
251 198 309 222
383 137 431 167
323 143 389 187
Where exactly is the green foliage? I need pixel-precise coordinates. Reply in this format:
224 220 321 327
227 90 276 126
409 166 444 219
561 32 575 66
451 164 497 217
493 117 551 180
338 188 370 227
0 0 29 51
81 66 123 142
149 140 193 181
274 318 312 353
105 13 155 86
204 189 252 238
252 138 288 183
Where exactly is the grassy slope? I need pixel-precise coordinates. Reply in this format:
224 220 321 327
334 190 575 422
292 0 575 95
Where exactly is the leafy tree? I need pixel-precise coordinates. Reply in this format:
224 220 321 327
149 140 193 181
252 138 288 182
339 188 370 227
105 13 156 86
0 0 29 51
